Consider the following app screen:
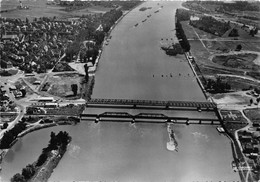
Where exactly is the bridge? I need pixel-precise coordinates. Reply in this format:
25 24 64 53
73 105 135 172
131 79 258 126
86 98 217 111
80 112 225 125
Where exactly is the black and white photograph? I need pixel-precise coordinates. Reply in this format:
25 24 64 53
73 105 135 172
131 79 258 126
0 0 260 181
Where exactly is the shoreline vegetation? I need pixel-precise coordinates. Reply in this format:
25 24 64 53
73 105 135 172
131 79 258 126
10 131 71 182
0 121 73 169
82 4 142 101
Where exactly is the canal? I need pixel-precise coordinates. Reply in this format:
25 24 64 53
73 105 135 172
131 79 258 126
2 1 239 182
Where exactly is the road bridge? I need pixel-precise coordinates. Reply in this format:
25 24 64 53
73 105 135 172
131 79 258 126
87 98 217 111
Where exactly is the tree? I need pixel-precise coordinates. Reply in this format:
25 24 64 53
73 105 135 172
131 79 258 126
256 97 260 105
235 44 242 51
71 84 78 96
26 17 29 24
11 173 26 182
2 122 8 129
21 88 26 97
84 64 89 82
22 164 35 179
249 98 253 106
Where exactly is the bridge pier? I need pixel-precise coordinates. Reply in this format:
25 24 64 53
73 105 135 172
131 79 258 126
199 120 201 124
133 104 137 108
131 117 135 124
186 119 190 125
95 116 100 123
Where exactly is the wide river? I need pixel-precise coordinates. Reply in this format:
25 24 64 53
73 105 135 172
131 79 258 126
2 1 240 182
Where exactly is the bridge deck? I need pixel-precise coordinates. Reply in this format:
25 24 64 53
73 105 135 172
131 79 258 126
87 98 216 109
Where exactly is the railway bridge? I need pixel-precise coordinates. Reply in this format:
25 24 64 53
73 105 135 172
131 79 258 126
80 112 221 125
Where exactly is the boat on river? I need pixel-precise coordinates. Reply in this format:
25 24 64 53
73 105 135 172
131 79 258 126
167 124 178 152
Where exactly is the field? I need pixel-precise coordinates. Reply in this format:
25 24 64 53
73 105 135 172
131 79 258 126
213 91 255 105
221 110 248 123
181 17 260 94
0 0 114 21
243 108 260 124
45 104 85 116
218 76 260 91
0 114 17 123
45 73 84 99
212 53 259 70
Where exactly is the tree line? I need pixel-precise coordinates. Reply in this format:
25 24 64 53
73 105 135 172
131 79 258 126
0 121 27 149
175 20 190 52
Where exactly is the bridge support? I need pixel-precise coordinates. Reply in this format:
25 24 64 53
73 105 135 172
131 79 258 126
199 120 201 124
197 106 202 112
131 117 135 124
211 120 214 125
186 119 190 125
95 116 100 123
133 104 137 108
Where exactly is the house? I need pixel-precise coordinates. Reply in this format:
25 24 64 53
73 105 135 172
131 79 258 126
239 135 252 143
13 90 22 98
1 34 18 41
44 103 58 108
35 97 55 102
243 143 254 154
33 80 41 85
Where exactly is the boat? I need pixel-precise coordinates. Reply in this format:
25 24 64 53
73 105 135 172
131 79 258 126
142 19 147 23
154 10 159 13
166 124 178 152
134 23 138 27
147 14 151 18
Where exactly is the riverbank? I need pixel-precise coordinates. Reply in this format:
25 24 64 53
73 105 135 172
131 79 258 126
82 4 142 101
8 131 72 182
0 121 72 174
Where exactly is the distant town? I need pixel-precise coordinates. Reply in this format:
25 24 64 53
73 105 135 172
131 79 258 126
0 0 260 182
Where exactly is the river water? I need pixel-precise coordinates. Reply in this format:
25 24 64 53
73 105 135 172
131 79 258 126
1 1 239 182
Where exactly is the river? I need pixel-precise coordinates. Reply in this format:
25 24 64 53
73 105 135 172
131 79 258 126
1 1 239 182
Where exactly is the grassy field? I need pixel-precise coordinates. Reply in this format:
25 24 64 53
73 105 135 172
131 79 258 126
46 73 84 99
243 108 260 124
212 53 259 70
0 0 113 21
218 76 260 91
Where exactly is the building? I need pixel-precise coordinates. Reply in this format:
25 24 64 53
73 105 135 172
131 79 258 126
35 97 55 102
44 103 58 108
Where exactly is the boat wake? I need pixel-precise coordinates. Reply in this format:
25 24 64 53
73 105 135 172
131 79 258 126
166 124 178 152
68 144 81 158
